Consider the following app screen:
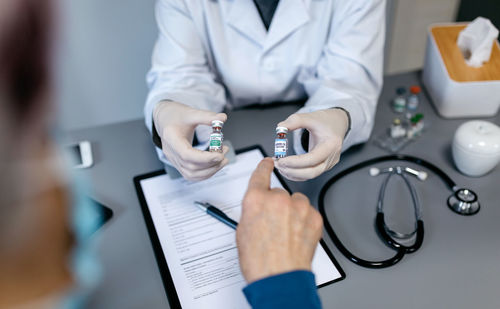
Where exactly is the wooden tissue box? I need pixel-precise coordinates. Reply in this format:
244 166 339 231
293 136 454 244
422 23 500 118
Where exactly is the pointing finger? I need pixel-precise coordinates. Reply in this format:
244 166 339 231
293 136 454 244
247 158 274 192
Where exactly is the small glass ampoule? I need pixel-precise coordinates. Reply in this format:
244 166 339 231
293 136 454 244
392 87 406 113
209 120 224 152
274 126 288 159
407 86 421 111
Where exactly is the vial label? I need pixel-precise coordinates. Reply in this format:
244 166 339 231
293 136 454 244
209 133 223 152
274 139 287 158
407 95 418 110
393 97 406 113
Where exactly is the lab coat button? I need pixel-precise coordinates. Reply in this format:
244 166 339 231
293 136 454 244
262 59 276 71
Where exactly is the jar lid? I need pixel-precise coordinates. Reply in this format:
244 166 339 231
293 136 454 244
410 86 421 94
454 121 500 155
276 126 288 134
212 120 224 127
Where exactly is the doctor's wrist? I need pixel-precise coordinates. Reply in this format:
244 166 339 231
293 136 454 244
151 100 172 149
152 100 174 133
331 107 351 138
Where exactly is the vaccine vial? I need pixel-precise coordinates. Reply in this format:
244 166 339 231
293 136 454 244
390 118 406 138
392 87 406 113
407 86 421 111
407 113 424 138
209 120 224 152
274 127 288 158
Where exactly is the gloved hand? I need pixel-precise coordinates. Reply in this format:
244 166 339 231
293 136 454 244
274 108 349 181
153 101 229 181
237 158 323 283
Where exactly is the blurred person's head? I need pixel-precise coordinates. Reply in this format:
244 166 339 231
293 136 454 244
0 0 52 143
0 0 77 307
0 0 53 206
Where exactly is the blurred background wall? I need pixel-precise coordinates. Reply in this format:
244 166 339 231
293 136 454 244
55 0 157 130
55 0 500 131
384 0 460 74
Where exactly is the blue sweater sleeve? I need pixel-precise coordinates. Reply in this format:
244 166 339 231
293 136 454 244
242 271 322 309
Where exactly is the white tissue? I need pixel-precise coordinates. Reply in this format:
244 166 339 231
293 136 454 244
457 17 499 67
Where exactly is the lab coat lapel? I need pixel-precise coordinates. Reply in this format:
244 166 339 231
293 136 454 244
264 0 310 52
226 0 267 47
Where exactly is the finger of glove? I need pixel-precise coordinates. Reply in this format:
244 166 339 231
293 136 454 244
177 145 229 171
173 136 225 167
276 162 327 182
180 158 229 181
275 141 334 169
277 113 311 132
186 109 227 127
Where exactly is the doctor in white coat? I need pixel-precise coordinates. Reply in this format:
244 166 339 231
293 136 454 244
145 0 385 181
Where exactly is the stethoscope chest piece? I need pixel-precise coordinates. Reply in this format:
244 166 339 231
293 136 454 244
447 188 480 216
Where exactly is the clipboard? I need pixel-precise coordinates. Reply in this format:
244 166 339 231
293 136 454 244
134 145 345 309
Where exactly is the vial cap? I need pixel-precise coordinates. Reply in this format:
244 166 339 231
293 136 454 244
411 113 423 123
276 126 288 134
212 120 224 127
396 87 406 95
410 86 421 94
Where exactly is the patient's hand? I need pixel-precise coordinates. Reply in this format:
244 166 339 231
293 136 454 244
236 158 323 283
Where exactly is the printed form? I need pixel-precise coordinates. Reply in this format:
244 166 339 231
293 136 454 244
140 149 342 309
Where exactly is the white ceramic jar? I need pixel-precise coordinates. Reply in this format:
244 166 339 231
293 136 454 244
452 120 500 177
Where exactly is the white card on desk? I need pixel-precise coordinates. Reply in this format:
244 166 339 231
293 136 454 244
135 146 345 309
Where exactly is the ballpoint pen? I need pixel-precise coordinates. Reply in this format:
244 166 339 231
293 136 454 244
194 201 238 230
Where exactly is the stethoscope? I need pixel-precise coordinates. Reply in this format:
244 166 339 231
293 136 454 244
318 154 480 269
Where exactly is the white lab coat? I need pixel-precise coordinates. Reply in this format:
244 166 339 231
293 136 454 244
145 0 385 163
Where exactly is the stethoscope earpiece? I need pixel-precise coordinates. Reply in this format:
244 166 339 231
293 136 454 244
447 188 480 216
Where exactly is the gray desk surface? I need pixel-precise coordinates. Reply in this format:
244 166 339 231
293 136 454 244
69 71 500 309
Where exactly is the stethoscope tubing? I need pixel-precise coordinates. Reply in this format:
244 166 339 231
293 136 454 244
318 154 452 269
